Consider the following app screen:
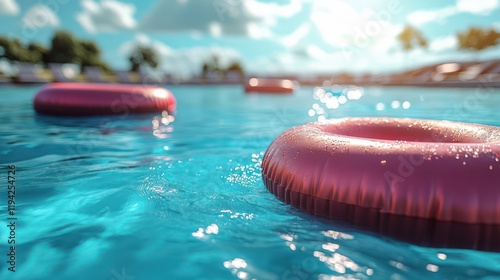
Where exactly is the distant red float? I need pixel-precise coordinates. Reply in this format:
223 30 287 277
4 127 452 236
262 118 500 250
34 82 176 116
244 78 295 94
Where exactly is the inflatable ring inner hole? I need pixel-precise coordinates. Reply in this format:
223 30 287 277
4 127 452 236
320 121 496 143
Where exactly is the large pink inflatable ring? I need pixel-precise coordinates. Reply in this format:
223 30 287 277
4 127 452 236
34 83 176 116
262 118 500 250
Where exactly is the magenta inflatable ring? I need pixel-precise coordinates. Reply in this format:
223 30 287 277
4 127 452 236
34 83 176 116
262 118 500 250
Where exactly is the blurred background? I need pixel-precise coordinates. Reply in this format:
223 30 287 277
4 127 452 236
2 2 500 279
0 0 499 85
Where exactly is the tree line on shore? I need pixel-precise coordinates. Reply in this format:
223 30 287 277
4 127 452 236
0 31 111 73
0 30 245 78
201 55 244 79
0 26 499 77
0 30 169 75
397 25 500 55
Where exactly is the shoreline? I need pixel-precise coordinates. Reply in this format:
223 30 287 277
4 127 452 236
1 75 499 88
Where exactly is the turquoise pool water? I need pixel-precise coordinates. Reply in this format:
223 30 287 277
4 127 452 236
1 84 500 279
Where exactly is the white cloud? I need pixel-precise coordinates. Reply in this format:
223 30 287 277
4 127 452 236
76 0 137 33
408 0 499 26
247 48 349 75
280 23 311 47
456 0 498 14
247 22 274 39
194 37 500 76
248 27 483 75
494 22 500 31
119 34 174 58
365 22 404 54
139 0 302 37
291 44 335 62
245 0 302 19
22 4 59 28
407 7 456 26
119 34 242 76
0 0 19 15
429 36 458 52
309 0 404 54
209 22 222 37
309 0 367 47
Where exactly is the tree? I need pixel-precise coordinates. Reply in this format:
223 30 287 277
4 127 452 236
26 42 48 63
200 57 245 79
128 45 160 72
226 60 244 77
0 37 48 63
0 31 111 72
457 27 500 55
397 25 427 70
0 37 5 57
0 37 28 62
45 30 84 65
79 40 103 71
227 61 243 73
397 25 427 51
210 54 220 72
42 31 111 72
0 37 16 61
201 62 210 79
201 55 220 77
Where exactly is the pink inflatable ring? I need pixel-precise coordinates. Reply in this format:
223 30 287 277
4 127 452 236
244 78 295 94
34 83 176 116
262 118 500 250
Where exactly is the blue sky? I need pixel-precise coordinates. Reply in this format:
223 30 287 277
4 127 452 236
0 0 499 76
